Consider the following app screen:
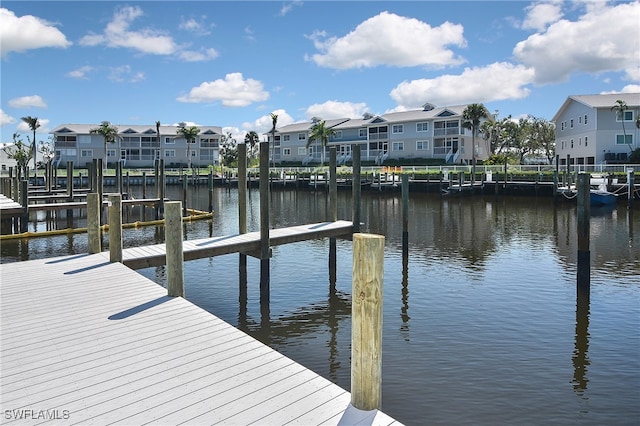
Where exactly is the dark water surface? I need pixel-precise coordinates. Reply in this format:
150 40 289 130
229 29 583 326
2 186 639 425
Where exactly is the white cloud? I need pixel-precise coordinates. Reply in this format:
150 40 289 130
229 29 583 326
179 16 212 35
279 1 303 17
521 1 563 32
177 73 269 107
513 1 640 84
178 48 218 62
600 85 640 95
307 11 466 69
108 65 145 83
389 62 535 109
305 101 368 120
0 109 16 127
79 6 218 62
242 109 295 134
8 95 47 109
0 8 71 58
67 65 94 79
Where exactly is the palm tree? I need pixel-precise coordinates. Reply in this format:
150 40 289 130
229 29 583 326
176 122 200 169
155 121 161 162
462 103 491 180
270 112 278 168
307 120 336 166
89 121 119 170
244 130 260 160
611 99 631 151
21 116 40 170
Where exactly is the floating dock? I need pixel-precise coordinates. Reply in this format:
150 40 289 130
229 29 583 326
0 252 399 425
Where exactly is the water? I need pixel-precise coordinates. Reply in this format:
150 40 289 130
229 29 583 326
2 186 639 425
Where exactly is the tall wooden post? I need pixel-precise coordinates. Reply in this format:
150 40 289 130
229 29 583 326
66 161 74 200
238 143 248 292
352 144 361 233
208 171 214 213
628 168 635 209
19 180 28 233
577 173 590 289
329 147 338 286
87 192 101 254
402 173 409 259
351 233 385 411
165 201 185 297
97 159 104 224
116 161 123 195
259 141 270 302
158 159 165 218
108 194 123 263
182 171 188 217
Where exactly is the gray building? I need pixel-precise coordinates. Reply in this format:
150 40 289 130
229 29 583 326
552 93 640 166
50 123 222 168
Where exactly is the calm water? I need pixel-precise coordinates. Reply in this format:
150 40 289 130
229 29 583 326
2 185 639 425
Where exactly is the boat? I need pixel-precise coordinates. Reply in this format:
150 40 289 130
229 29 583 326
590 183 617 206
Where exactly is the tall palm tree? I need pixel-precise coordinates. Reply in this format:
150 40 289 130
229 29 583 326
307 120 336 166
611 99 631 151
462 103 491 178
176 122 200 169
270 112 278 168
155 120 161 162
244 130 260 160
21 116 40 169
89 121 119 170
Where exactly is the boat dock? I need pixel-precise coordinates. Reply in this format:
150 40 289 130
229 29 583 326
1 251 400 425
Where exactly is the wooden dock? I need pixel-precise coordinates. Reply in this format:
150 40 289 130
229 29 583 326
0 252 400 425
122 220 354 269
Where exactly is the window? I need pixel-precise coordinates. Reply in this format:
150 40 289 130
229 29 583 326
392 141 404 151
392 124 404 134
165 137 174 144
584 114 588 125
283 135 290 141
283 148 291 156
297 147 307 155
359 128 366 137
416 140 429 150
616 110 633 121
570 119 574 128
107 149 116 157
165 150 176 157
616 134 633 144
80 149 93 157
334 130 342 139
298 133 306 140
579 116 582 124
191 150 197 157
585 136 588 147
416 122 428 132
570 139 574 148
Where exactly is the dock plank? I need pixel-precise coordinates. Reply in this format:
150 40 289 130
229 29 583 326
0 252 400 425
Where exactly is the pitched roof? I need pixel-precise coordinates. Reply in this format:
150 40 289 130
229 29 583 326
50 124 223 135
552 93 640 121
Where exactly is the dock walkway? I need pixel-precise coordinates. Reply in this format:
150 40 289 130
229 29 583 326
1 252 399 425
122 220 354 269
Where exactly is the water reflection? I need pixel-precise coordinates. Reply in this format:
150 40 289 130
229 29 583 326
572 286 590 399
400 254 410 341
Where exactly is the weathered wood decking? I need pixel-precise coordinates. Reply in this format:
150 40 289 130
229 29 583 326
0 194 24 216
122 220 354 269
1 253 399 425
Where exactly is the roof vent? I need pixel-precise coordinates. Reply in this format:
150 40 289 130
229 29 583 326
422 102 436 111
363 112 374 120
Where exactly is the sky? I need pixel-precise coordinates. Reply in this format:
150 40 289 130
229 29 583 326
1 0 639 145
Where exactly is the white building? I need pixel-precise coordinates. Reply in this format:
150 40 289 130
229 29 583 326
50 124 223 168
552 93 640 166
269 103 488 165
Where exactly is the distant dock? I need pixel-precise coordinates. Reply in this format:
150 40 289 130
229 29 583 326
0 252 400 425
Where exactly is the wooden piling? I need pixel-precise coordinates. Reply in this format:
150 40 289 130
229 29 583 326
352 145 361 233
402 173 409 259
259 141 270 301
87 192 101 254
351 233 385 411
19 180 28 233
208 171 214 213
628 168 635 209
329 147 337 286
165 201 185 298
108 194 123 263
182 171 188 217
577 173 590 289
238 143 248 288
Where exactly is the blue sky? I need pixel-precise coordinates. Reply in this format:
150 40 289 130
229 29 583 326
1 1 639 144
